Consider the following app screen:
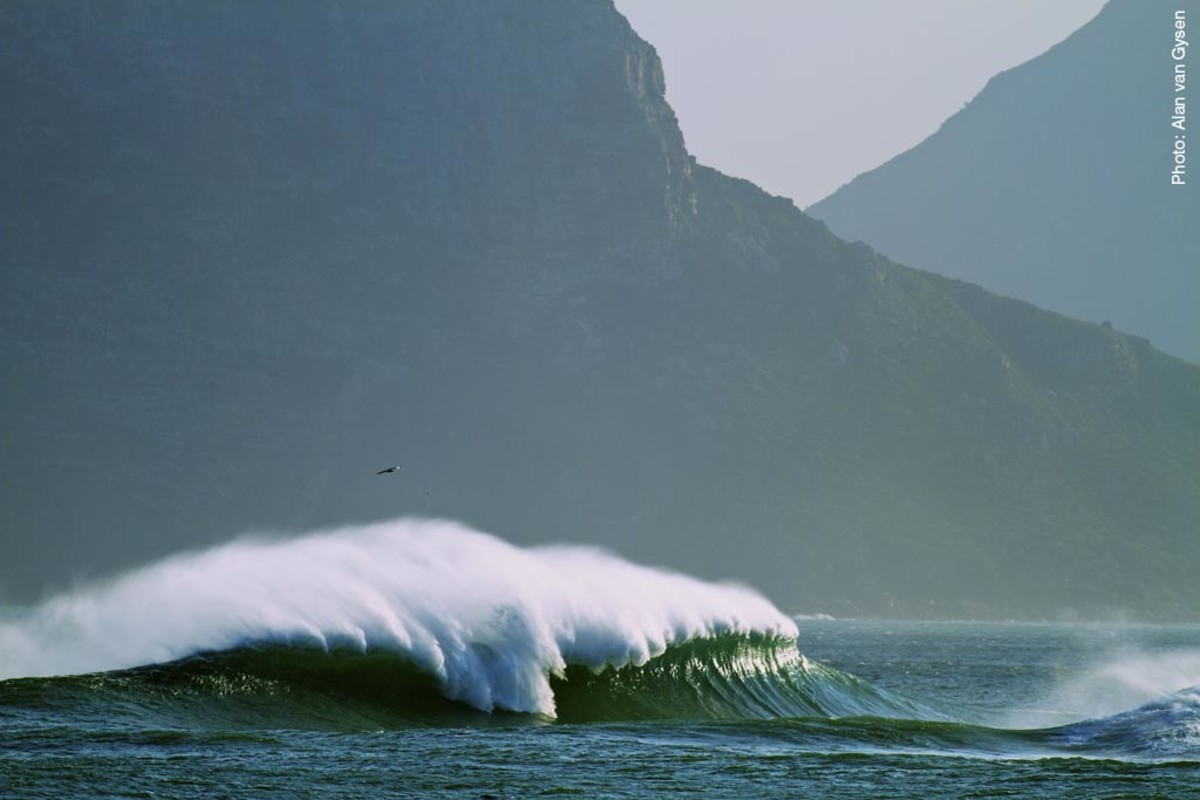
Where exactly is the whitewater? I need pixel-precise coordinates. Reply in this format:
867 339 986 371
0 518 796 716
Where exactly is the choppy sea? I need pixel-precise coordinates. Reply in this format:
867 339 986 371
2 519 1197 798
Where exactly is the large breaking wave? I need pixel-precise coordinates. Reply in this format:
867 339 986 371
0 519 807 718
2 518 1196 761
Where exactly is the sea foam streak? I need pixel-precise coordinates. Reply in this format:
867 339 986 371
0 519 797 716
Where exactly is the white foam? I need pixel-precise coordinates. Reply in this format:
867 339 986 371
0 518 796 716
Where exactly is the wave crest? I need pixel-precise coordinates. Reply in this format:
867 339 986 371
0 518 797 717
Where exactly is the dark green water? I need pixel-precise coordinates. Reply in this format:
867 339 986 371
3 620 1198 799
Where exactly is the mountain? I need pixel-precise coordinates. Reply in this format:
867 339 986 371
2 0 1198 619
809 0 1200 364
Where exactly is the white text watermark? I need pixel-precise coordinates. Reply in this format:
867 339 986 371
1171 9 1188 185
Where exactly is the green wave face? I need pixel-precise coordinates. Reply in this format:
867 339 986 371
0 634 927 731
551 634 929 723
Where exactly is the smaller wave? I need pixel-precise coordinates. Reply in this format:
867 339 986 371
1008 647 1200 729
996 644 1200 759
1042 687 1200 759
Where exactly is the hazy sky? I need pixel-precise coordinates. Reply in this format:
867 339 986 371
614 0 1107 208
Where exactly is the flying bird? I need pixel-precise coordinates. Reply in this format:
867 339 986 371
376 465 401 475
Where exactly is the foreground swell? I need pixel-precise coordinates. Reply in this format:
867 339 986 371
4 634 1195 764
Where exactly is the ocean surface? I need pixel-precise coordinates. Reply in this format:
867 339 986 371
2 519 1198 799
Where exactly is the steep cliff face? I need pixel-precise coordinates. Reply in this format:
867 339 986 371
809 0 1200 364
2 1 1197 618
3 1 696 251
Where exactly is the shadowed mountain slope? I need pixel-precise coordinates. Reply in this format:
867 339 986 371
2 0 1197 618
810 0 1199 363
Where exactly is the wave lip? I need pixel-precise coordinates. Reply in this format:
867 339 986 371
0 518 797 718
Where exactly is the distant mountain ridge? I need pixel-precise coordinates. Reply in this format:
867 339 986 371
809 0 1200 363
2 0 1197 619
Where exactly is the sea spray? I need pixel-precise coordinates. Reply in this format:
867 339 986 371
1016 646 1200 730
0 518 797 716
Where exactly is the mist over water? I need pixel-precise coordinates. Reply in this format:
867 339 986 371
1022 646 1200 728
0 518 796 716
